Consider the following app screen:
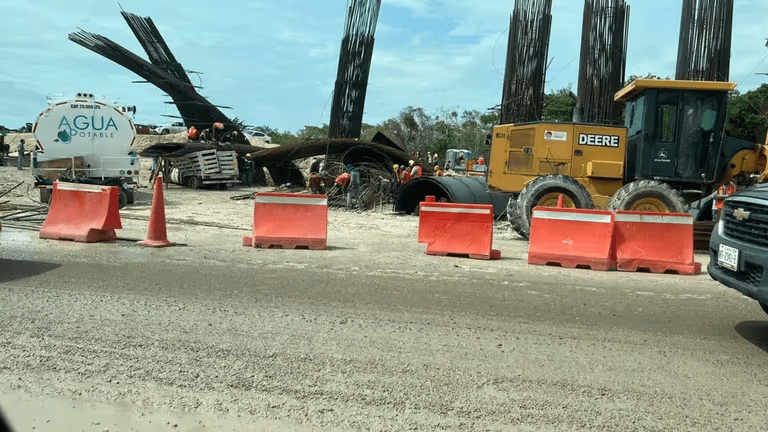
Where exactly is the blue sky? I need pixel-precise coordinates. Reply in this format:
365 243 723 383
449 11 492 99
1 1 766 133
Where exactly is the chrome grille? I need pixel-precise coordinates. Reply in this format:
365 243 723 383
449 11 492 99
722 198 768 247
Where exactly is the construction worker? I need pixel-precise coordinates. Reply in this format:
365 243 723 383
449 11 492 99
346 165 363 211
308 171 325 194
187 126 199 140
241 154 255 186
712 181 736 221
212 122 224 142
477 155 485 165
335 170 351 196
377 176 392 204
434 165 444 176
410 160 422 179
432 152 439 166
17 140 25 170
399 164 411 183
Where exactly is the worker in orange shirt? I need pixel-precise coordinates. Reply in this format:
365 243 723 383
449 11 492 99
335 170 351 195
409 160 422 179
399 165 411 183
711 181 736 221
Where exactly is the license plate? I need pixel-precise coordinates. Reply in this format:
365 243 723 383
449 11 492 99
718 244 739 271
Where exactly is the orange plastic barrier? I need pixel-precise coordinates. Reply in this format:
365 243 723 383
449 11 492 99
613 211 701 275
528 207 615 270
39 182 122 243
139 176 175 247
243 192 328 250
418 202 500 260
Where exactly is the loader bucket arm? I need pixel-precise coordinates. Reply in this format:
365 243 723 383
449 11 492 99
724 136 768 185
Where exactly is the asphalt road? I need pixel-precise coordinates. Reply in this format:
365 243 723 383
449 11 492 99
1 227 768 431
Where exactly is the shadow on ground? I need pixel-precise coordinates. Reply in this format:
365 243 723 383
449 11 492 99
0 259 61 283
735 321 768 353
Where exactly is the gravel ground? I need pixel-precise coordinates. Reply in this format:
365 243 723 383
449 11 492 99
3 158 764 432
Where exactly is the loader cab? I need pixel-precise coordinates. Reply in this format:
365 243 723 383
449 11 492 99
615 79 735 186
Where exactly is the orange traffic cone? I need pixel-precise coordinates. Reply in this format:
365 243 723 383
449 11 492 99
139 175 175 247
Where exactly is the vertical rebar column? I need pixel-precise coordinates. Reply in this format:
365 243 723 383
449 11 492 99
499 0 553 125
573 0 630 125
329 0 382 139
675 0 733 81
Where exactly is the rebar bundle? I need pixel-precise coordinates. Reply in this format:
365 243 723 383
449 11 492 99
499 0 553 125
675 0 733 81
573 0 630 125
68 11 246 143
328 0 381 139
120 11 193 88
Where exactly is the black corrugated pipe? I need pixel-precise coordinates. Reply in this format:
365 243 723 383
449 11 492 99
394 176 511 217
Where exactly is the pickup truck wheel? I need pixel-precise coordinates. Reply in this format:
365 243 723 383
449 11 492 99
760 302 768 316
607 180 687 213
514 174 594 240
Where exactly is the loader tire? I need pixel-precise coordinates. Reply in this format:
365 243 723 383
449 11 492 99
514 174 594 240
607 180 687 213
506 195 527 238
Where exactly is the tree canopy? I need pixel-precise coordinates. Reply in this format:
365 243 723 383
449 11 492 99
726 84 768 142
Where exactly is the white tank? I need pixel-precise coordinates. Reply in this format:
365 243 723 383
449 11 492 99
33 92 139 180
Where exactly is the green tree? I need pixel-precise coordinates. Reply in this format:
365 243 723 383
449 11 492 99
296 124 330 141
542 87 576 122
378 106 434 156
725 85 768 142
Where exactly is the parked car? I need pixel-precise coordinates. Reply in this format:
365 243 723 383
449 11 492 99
708 182 768 314
151 121 187 135
245 129 271 143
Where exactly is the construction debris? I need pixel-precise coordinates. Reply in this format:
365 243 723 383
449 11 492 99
68 9 248 143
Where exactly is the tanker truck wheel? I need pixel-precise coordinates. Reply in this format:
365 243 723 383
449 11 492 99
118 189 127 209
125 188 135 204
514 174 594 240
607 180 687 213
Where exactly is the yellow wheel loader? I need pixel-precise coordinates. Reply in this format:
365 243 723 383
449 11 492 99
487 79 768 238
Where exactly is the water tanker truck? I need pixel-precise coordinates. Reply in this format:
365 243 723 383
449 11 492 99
32 92 140 206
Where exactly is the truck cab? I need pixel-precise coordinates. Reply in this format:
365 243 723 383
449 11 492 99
614 79 738 190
